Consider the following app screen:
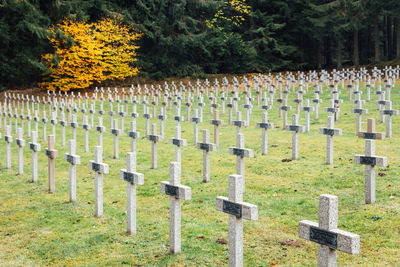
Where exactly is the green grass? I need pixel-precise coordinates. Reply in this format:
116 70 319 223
0 83 399 266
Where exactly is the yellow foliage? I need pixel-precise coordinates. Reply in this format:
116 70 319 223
206 0 251 30
39 18 142 91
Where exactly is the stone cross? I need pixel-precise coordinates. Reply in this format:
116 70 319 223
355 122 387 204
227 98 233 125
299 194 360 266
118 105 126 134
50 111 57 138
65 139 81 202
128 120 140 153
157 107 166 139
229 133 253 193
196 129 216 182
96 117 106 147
280 99 292 129
4 125 12 169
382 101 399 137
160 162 191 254
26 108 32 138
120 152 144 234
15 127 25 175
13 108 18 134
351 96 368 135
302 99 314 132
376 92 386 123
82 115 91 153
147 123 162 169
108 102 115 129
324 99 339 121
111 119 120 159
319 116 342 164
33 110 39 133
143 106 151 136
191 109 200 145
293 92 303 114
42 110 48 141
70 114 78 140
286 114 305 160
45 135 58 193
59 111 66 147
29 131 41 182
170 125 187 163
243 98 252 126
216 174 258 267
357 118 385 140
232 111 247 134
89 146 109 217
174 106 184 126
256 110 274 155
210 109 223 147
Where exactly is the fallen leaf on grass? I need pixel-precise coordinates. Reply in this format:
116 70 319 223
378 173 386 177
216 238 227 244
280 239 301 247
281 159 292 162
196 236 205 240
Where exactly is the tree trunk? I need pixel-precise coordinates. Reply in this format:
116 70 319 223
353 30 359 67
387 16 393 59
317 39 323 68
397 17 400 59
325 37 333 67
374 15 380 62
337 38 342 68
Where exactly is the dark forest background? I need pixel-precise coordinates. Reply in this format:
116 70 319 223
1 0 400 89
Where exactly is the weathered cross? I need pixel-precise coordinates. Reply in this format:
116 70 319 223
170 125 187 163
4 125 13 169
147 123 162 169
65 139 81 202
302 99 314 132
351 94 368 135
29 131 41 182
196 129 216 182
96 117 106 147
229 133 253 193
299 194 360 266
45 135 58 193
382 101 399 137
319 116 342 164
120 152 144 234
111 119 120 159
216 174 258 267
191 109 200 145
89 146 109 217
280 99 292 129
286 114 305 160
160 162 191 254
82 115 91 153
210 109 223 147
15 127 25 175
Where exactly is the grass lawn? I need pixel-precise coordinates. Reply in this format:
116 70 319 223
0 82 399 266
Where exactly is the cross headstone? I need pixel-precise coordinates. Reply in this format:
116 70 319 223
355 120 388 204
229 133 253 193
42 110 48 141
143 106 152 136
286 114 305 160
232 111 247 134
280 99 292 129
15 127 25 175
299 194 360 266
147 123 162 169
382 101 399 137
45 135 58 193
196 129 216 182
70 114 78 140
89 146 109 217
302 99 314 132
120 152 144 234
256 110 274 155
128 120 140 153
324 99 339 121
319 116 342 164
160 162 191 253
82 115 91 153
351 95 368 135
170 125 187 163
191 109 200 145
29 131 41 182
210 109 223 147
59 110 66 147
216 174 258 267
65 139 81 202
4 125 12 169
111 119 120 159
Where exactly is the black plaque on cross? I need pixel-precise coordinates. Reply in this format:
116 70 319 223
123 172 134 183
309 226 338 249
165 184 179 197
232 148 245 157
199 143 209 151
222 200 242 217
359 156 377 165
323 129 335 135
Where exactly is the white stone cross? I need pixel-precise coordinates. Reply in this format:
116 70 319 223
351 94 368 135
216 174 258 267
50 111 57 139
59 110 66 147
170 125 187 163
243 97 252 126
45 135 58 193
65 139 80 202
302 99 314 132
286 114 305 160
89 146 109 217
108 102 115 129
191 109 200 145
173 105 184 126
319 116 342 164
232 111 247 135
127 120 140 153
381 101 399 137
293 92 303 114
375 91 386 123
96 117 106 147
42 110 48 141
120 152 144 234
157 107 166 139
227 98 233 124
324 99 339 120
111 118 120 159
196 129 216 182
4 125 13 169
70 114 78 140
229 133 253 193
15 127 25 175
82 115 91 153
280 99 292 129
210 109 223 147
299 194 360 266
160 162 191 253
355 120 388 204
256 110 274 155
143 106 152 136
118 105 126 134
147 123 162 169
29 131 41 182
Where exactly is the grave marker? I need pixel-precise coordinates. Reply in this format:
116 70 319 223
196 129 216 182
319 116 342 164
15 128 25 175
89 146 109 217
45 135 58 193
65 139 81 202
256 110 274 155
286 114 305 160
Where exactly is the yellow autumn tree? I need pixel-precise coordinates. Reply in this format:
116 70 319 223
39 18 141 91
206 0 251 31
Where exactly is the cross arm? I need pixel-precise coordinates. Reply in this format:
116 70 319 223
89 160 109 174
120 169 144 185
319 128 342 136
160 181 191 200
354 154 388 166
216 196 258 220
298 220 360 255
65 153 81 165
